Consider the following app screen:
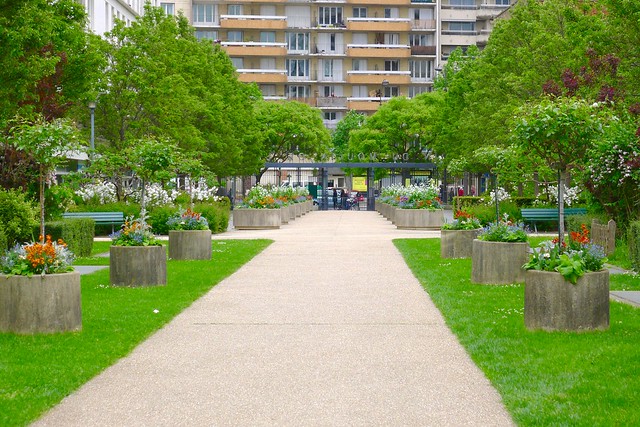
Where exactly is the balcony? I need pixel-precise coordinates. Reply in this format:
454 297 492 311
347 18 411 32
317 96 348 108
220 15 287 30
346 71 410 85
347 44 411 58
347 98 384 112
347 0 410 5
478 3 511 19
411 45 436 55
440 32 479 46
411 19 437 30
237 69 288 83
221 42 287 56
441 8 478 20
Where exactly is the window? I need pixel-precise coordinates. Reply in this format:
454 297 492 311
160 3 174 15
230 57 243 69
408 86 430 97
352 7 366 18
330 34 336 51
409 60 433 79
384 86 399 97
260 57 276 69
352 86 367 97
195 30 218 41
384 8 398 18
286 85 310 98
286 32 310 51
260 32 276 43
321 86 337 97
323 60 334 78
318 7 343 26
324 112 337 121
384 60 399 72
450 0 475 5
228 4 242 15
286 59 309 77
227 31 243 42
260 84 276 96
448 22 475 32
410 34 430 46
352 59 366 71
384 33 399 45
193 3 216 23
496 0 510 5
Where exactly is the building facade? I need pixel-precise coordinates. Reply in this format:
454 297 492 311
78 0 511 129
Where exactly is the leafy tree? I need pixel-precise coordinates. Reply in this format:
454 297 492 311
7 116 81 241
253 100 331 183
131 137 177 218
332 110 366 161
513 97 605 244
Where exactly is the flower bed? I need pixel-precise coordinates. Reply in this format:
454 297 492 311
167 209 211 260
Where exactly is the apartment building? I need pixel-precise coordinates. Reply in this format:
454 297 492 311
78 1 511 129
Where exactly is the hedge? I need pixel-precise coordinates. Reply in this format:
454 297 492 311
628 221 640 272
0 188 38 249
34 218 95 257
0 227 7 253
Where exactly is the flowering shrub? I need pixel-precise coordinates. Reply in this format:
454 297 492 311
441 210 482 230
1 235 74 276
484 187 511 205
110 216 161 246
379 183 442 210
533 184 582 207
172 178 223 202
166 208 209 231
478 214 528 242
76 181 117 204
524 224 607 284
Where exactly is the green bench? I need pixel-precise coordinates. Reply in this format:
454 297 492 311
62 212 124 233
520 208 587 232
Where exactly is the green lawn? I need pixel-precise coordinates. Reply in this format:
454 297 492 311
395 238 640 426
0 239 271 426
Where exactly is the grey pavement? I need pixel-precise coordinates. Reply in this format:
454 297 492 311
37 210 517 426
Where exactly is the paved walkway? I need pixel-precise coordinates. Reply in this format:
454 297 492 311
36 210 515 426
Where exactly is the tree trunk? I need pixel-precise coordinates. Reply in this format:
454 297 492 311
39 165 45 243
140 178 147 221
558 170 566 247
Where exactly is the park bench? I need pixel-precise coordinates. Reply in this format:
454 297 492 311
520 208 587 232
62 212 124 233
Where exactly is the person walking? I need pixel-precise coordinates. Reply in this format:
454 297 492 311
332 188 338 210
341 188 348 210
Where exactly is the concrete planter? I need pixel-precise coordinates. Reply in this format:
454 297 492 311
394 209 444 230
280 206 290 224
0 271 81 334
525 270 610 331
168 230 212 260
471 240 529 284
110 245 167 287
294 203 302 217
233 208 281 230
440 229 483 259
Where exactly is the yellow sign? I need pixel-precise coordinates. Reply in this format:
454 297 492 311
352 177 367 192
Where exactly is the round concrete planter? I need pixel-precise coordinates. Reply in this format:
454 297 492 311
471 240 529 284
233 208 281 230
525 270 610 331
394 209 444 230
440 229 482 259
110 245 167 287
168 230 212 260
0 271 81 334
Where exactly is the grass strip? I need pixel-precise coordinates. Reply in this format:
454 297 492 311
395 238 640 426
0 239 271 426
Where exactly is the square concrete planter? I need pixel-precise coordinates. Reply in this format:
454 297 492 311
394 209 444 230
168 230 212 260
0 271 82 334
233 208 281 230
525 270 610 331
110 245 167 287
471 240 530 284
280 206 290 224
440 229 483 259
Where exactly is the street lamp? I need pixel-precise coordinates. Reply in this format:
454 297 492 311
88 101 96 152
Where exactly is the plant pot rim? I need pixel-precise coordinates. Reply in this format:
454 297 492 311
0 270 79 278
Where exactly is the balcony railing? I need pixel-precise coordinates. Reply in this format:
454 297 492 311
411 19 437 30
411 45 436 55
317 96 348 108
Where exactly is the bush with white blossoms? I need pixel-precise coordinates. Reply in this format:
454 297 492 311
76 181 117 204
175 177 222 202
541 184 582 207
484 187 511 205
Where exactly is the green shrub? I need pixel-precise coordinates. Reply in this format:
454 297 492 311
452 196 483 212
34 218 95 257
147 205 179 235
45 184 75 220
70 202 139 236
194 201 230 234
0 188 38 248
511 196 537 207
0 227 7 253
628 221 640 271
566 213 608 235
466 202 521 226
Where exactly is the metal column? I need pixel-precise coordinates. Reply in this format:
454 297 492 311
321 167 329 211
366 167 375 211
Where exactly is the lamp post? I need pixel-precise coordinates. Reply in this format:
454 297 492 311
88 101 96 152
